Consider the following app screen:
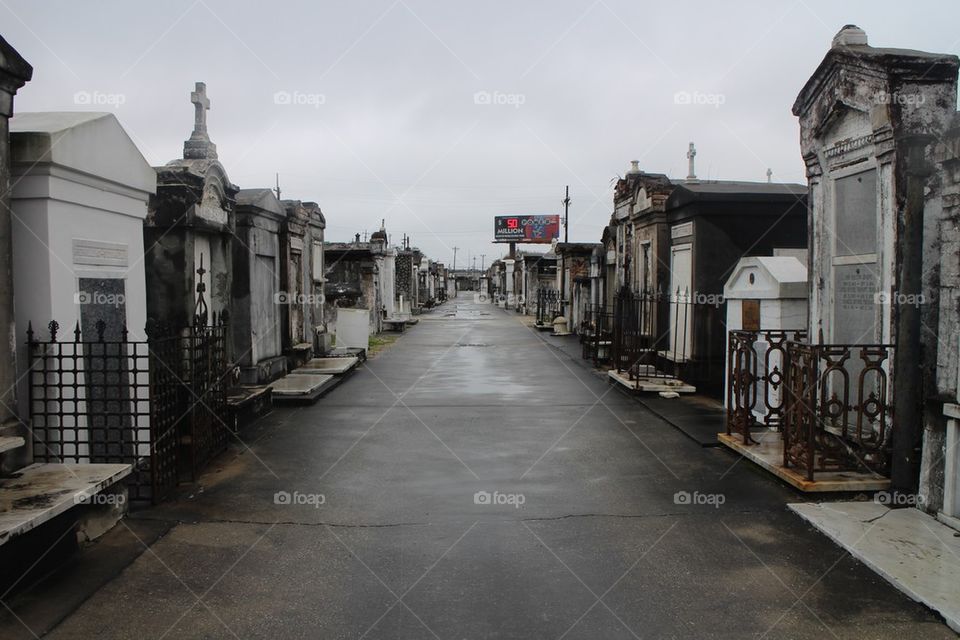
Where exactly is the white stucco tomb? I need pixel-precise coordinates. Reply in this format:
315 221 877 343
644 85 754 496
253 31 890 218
723 256 808 420
9 112 155 421
335 308 370 350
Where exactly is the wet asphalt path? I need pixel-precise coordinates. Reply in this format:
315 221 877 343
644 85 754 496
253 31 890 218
12 293 955 638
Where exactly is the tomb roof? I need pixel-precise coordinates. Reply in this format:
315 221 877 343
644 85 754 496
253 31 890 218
666 180 807 207
237 188 285 217
0 34 32 87
554 241 601 254
723 256 808 299
794 26 959 117
11 111 155 194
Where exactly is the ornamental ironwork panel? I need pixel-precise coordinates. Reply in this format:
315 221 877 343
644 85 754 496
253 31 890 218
535 288 560 326
726 329 808 444
580 304 613 365
27 313 231 504
782 340 894 481
610 288 663 382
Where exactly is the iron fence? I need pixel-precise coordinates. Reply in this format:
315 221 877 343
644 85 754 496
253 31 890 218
725 329 808 444
782 340 894 480
579 303 614 364
609 288 723 389
27 314 231 503
535 288 561 326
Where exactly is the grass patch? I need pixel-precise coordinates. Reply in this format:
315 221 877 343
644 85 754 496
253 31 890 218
367 334 399 357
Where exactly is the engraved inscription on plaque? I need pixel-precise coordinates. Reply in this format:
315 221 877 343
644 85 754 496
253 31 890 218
833 264 878 344
671 222 693 239
742 300 760 332
73 239 128 268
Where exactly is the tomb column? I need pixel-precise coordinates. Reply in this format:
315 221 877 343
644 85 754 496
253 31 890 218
503 258 515 308
0 37 31 433
892 135 936 492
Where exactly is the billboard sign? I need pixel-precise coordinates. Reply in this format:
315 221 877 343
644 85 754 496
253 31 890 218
494 214 560 243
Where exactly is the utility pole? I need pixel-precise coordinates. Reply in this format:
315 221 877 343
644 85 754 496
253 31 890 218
480 254 485 271
560 185 570 318
452 246 458 271
274 173 281 200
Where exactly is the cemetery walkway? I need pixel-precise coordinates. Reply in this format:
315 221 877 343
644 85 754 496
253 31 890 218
4 293 954 639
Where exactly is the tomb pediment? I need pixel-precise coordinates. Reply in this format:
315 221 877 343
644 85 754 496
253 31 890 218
11 112 156 198
723 256 807 300
151 158 237 230
237 188 285 221
795 32 959 157
813 101 870 143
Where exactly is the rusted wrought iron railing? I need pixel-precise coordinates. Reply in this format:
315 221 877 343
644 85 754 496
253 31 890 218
726 331 893 480
782 341 894 480
726 329 808 444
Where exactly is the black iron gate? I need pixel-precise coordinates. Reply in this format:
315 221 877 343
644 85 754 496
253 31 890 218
27 314 230 503
610 287 667 378
535 288 560 326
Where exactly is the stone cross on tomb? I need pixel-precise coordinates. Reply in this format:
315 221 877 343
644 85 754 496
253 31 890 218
191 82 210 134
686 142 697 181
183 81 218 160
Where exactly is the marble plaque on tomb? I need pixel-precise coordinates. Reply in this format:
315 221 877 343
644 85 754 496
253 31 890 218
742 300 760 332
78 277 133 461
834 169 877 257
833 263 878 344
73 239 128 268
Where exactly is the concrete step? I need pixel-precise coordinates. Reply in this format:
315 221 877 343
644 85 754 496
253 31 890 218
0 436 25 454
0 462 132 546
790 502 960 633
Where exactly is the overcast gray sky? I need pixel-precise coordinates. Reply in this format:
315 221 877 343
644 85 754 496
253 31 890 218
4 0 959 267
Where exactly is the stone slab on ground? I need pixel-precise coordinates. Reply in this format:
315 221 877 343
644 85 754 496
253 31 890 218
226 385 273 430
718 431 891 492
325 347 366 361
608 369 696 394
289 356 359 375
269 373 335 403
0 463 132 544
789 501 960 633
383 319 407 332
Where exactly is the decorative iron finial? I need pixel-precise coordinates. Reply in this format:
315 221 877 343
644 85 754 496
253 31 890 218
194 253 209 327
95 319 106 342
48 320 60 342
